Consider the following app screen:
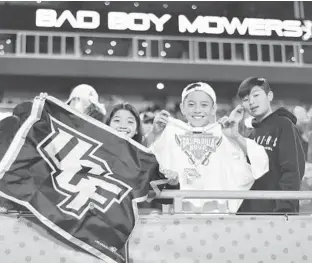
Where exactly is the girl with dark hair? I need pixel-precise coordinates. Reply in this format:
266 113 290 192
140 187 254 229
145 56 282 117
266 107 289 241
106 103 170 211
105 103 144 143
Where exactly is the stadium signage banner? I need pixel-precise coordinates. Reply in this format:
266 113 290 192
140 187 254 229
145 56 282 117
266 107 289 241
35 9 312 40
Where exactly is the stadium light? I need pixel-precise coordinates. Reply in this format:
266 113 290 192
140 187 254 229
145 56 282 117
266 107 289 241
165 42 171 49
156 83 165 90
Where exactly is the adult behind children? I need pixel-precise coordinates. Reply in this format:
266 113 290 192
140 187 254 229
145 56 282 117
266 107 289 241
140 110 155 136
237 77 305 214
293 106 310 161
67 84 106 122
144 82 269 213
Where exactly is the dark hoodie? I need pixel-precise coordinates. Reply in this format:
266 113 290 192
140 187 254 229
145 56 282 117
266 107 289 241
238 107 305 214
0 102 33 159
0 102 32 211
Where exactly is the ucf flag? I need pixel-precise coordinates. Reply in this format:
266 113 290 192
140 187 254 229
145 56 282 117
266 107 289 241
0 94 166 263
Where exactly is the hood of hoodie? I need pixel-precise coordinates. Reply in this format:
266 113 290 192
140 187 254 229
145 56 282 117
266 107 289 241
273 107 297 124
252 107 297 128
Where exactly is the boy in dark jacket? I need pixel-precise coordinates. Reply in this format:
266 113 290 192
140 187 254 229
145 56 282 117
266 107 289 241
237 77 305 213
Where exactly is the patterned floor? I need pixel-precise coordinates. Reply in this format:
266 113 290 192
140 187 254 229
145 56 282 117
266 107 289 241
1 213 312 263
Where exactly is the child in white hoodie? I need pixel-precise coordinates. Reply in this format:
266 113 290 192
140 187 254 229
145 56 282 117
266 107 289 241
144 82 269 213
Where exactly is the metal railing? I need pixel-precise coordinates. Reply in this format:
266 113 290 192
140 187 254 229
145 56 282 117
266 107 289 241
1 30 312 66
1 190 312 216
0 190 312 217
159 190 312 199
156 190 312 213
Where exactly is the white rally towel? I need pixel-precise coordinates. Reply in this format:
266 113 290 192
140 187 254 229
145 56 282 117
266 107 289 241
150 117 269 213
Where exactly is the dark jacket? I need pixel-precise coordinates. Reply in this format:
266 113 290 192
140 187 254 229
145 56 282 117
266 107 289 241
238 108 305 213
0 102 33 159
0 102 32 211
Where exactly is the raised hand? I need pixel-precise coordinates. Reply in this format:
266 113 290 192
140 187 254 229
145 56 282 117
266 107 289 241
218 105 244 139
152 110 170 137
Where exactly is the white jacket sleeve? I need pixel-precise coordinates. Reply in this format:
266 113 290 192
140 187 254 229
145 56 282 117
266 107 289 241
246 138 269 179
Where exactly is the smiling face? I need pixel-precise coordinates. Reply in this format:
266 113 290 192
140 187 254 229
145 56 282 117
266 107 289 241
180 90 216 127
109 109 138 139
241 86 273 120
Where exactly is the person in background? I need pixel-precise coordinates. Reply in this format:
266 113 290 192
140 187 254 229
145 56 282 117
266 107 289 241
67 84 106 122
0 111 22 211
0 99 42 212
292 106 312 211
237 77 305 214
140 111 155 136
293 106 310 161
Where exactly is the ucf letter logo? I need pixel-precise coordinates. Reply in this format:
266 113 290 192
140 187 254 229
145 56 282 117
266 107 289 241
37 116 132 219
